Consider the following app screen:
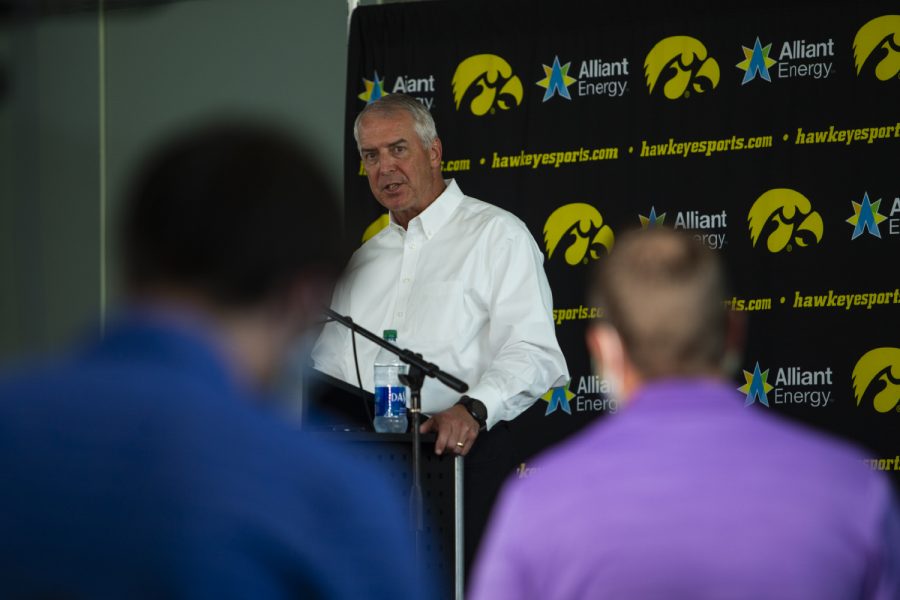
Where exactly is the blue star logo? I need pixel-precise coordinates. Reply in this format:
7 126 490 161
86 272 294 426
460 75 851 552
358 71 387 104
738 362 774 407
536 56 577 102
541 384 574 415
736 37 776 84
847 192 887 240
639 206 666 228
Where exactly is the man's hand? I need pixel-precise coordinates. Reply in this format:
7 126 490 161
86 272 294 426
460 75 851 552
420 404 480 456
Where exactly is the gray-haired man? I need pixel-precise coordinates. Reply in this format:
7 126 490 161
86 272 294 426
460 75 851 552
313 94 568 567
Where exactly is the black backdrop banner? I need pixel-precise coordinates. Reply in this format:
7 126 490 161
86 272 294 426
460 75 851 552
344 0 900 482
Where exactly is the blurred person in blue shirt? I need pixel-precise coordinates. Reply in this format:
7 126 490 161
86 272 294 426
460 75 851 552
0 122 418 599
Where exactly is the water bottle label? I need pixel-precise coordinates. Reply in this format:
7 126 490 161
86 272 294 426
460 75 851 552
375 385 408 417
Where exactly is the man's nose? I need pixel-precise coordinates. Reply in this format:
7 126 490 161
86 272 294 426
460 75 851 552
379 152 398 173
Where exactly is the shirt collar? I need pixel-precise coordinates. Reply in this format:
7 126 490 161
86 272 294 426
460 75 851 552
389 178 463 240
627 378 744 413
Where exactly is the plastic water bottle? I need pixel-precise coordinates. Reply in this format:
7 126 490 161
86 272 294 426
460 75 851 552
373 329 408 433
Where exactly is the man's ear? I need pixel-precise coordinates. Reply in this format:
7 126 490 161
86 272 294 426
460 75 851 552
586 324 604 371
588 323 642 402
586 324 626 380
430 137 443 168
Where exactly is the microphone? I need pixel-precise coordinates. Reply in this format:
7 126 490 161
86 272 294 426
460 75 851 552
322 308 469 394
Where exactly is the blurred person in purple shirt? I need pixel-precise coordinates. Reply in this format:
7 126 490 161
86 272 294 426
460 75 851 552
470 227 900 600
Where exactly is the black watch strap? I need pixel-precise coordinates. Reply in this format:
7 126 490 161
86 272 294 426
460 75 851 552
458 395 488 430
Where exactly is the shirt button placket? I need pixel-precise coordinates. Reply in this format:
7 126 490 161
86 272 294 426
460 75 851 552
395 228 421 327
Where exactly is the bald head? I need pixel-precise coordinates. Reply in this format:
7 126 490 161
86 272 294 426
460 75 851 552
589 228 729 380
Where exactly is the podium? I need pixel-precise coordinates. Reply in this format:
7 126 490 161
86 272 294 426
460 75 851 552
303 371 465 600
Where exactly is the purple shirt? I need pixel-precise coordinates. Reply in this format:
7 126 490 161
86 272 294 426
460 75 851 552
470 379 900 600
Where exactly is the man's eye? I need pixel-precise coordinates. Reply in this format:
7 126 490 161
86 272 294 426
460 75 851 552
363 153 378 163
392 146 407 155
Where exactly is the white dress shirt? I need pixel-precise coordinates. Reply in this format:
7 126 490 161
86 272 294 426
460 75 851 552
312 179 568 429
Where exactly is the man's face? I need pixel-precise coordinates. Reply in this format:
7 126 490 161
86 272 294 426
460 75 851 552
357 110 442 216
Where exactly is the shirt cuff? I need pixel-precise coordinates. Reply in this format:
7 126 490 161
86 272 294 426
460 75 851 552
463 381 506 431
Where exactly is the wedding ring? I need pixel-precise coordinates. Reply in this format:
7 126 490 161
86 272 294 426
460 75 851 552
456 441 465 448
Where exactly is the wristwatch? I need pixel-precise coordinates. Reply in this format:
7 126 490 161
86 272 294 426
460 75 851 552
457 395 487 431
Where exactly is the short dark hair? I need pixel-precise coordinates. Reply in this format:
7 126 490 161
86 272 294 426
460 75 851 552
121 121 345 308
588 228 728 379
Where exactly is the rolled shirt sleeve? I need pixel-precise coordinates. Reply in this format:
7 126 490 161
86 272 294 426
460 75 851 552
465 230 568 429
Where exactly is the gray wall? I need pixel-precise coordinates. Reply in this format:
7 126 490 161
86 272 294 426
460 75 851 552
0 0 349 360
0 12 101 359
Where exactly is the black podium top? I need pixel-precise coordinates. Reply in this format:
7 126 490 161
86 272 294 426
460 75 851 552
304 368 441 439
307 430 438 444
303 368 374 431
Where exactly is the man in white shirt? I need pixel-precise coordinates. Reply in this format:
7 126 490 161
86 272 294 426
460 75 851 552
313 93 568 566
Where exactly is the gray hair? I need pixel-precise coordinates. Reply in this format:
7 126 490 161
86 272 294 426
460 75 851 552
353 93 439 152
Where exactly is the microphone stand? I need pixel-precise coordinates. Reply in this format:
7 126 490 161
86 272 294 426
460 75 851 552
323 308 468 588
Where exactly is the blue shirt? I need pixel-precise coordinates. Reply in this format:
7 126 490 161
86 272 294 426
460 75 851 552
471 379 900 600
0 311 417 599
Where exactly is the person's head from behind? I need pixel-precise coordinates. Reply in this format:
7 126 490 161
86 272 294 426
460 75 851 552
586 228 740 404
121 121 344 383
353 93 444 225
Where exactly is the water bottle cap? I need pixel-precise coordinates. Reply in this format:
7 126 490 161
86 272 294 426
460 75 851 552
383 329 397 341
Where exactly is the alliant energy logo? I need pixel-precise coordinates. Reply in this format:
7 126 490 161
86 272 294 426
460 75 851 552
748 188 823 253
739 362 773 406
887 195 900 236
388 74 436 110
358 72 387 104
537 55 631 100
775 38 834 80
577 57 629 97
739 361 833 408
639 206 726 250
853 15 900 81
736 37 777 84
543 203 615 265
847 192 888 239
639 206 666 228
358 71 436 109
736 35 835 82
536 56 576 101
536 55 630 101
542 376 617 416
852 348 900 413
846 192 900 239
644 36 720 99
452 54 523 116
541 384 574 415
674 209 728 250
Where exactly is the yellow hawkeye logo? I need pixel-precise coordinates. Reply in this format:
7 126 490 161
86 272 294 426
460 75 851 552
543 203 614 265
452 54 523 116
644 36 720 99
748 189 823 253
361 214 390 244
853 15 900 81
852 348 900 413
